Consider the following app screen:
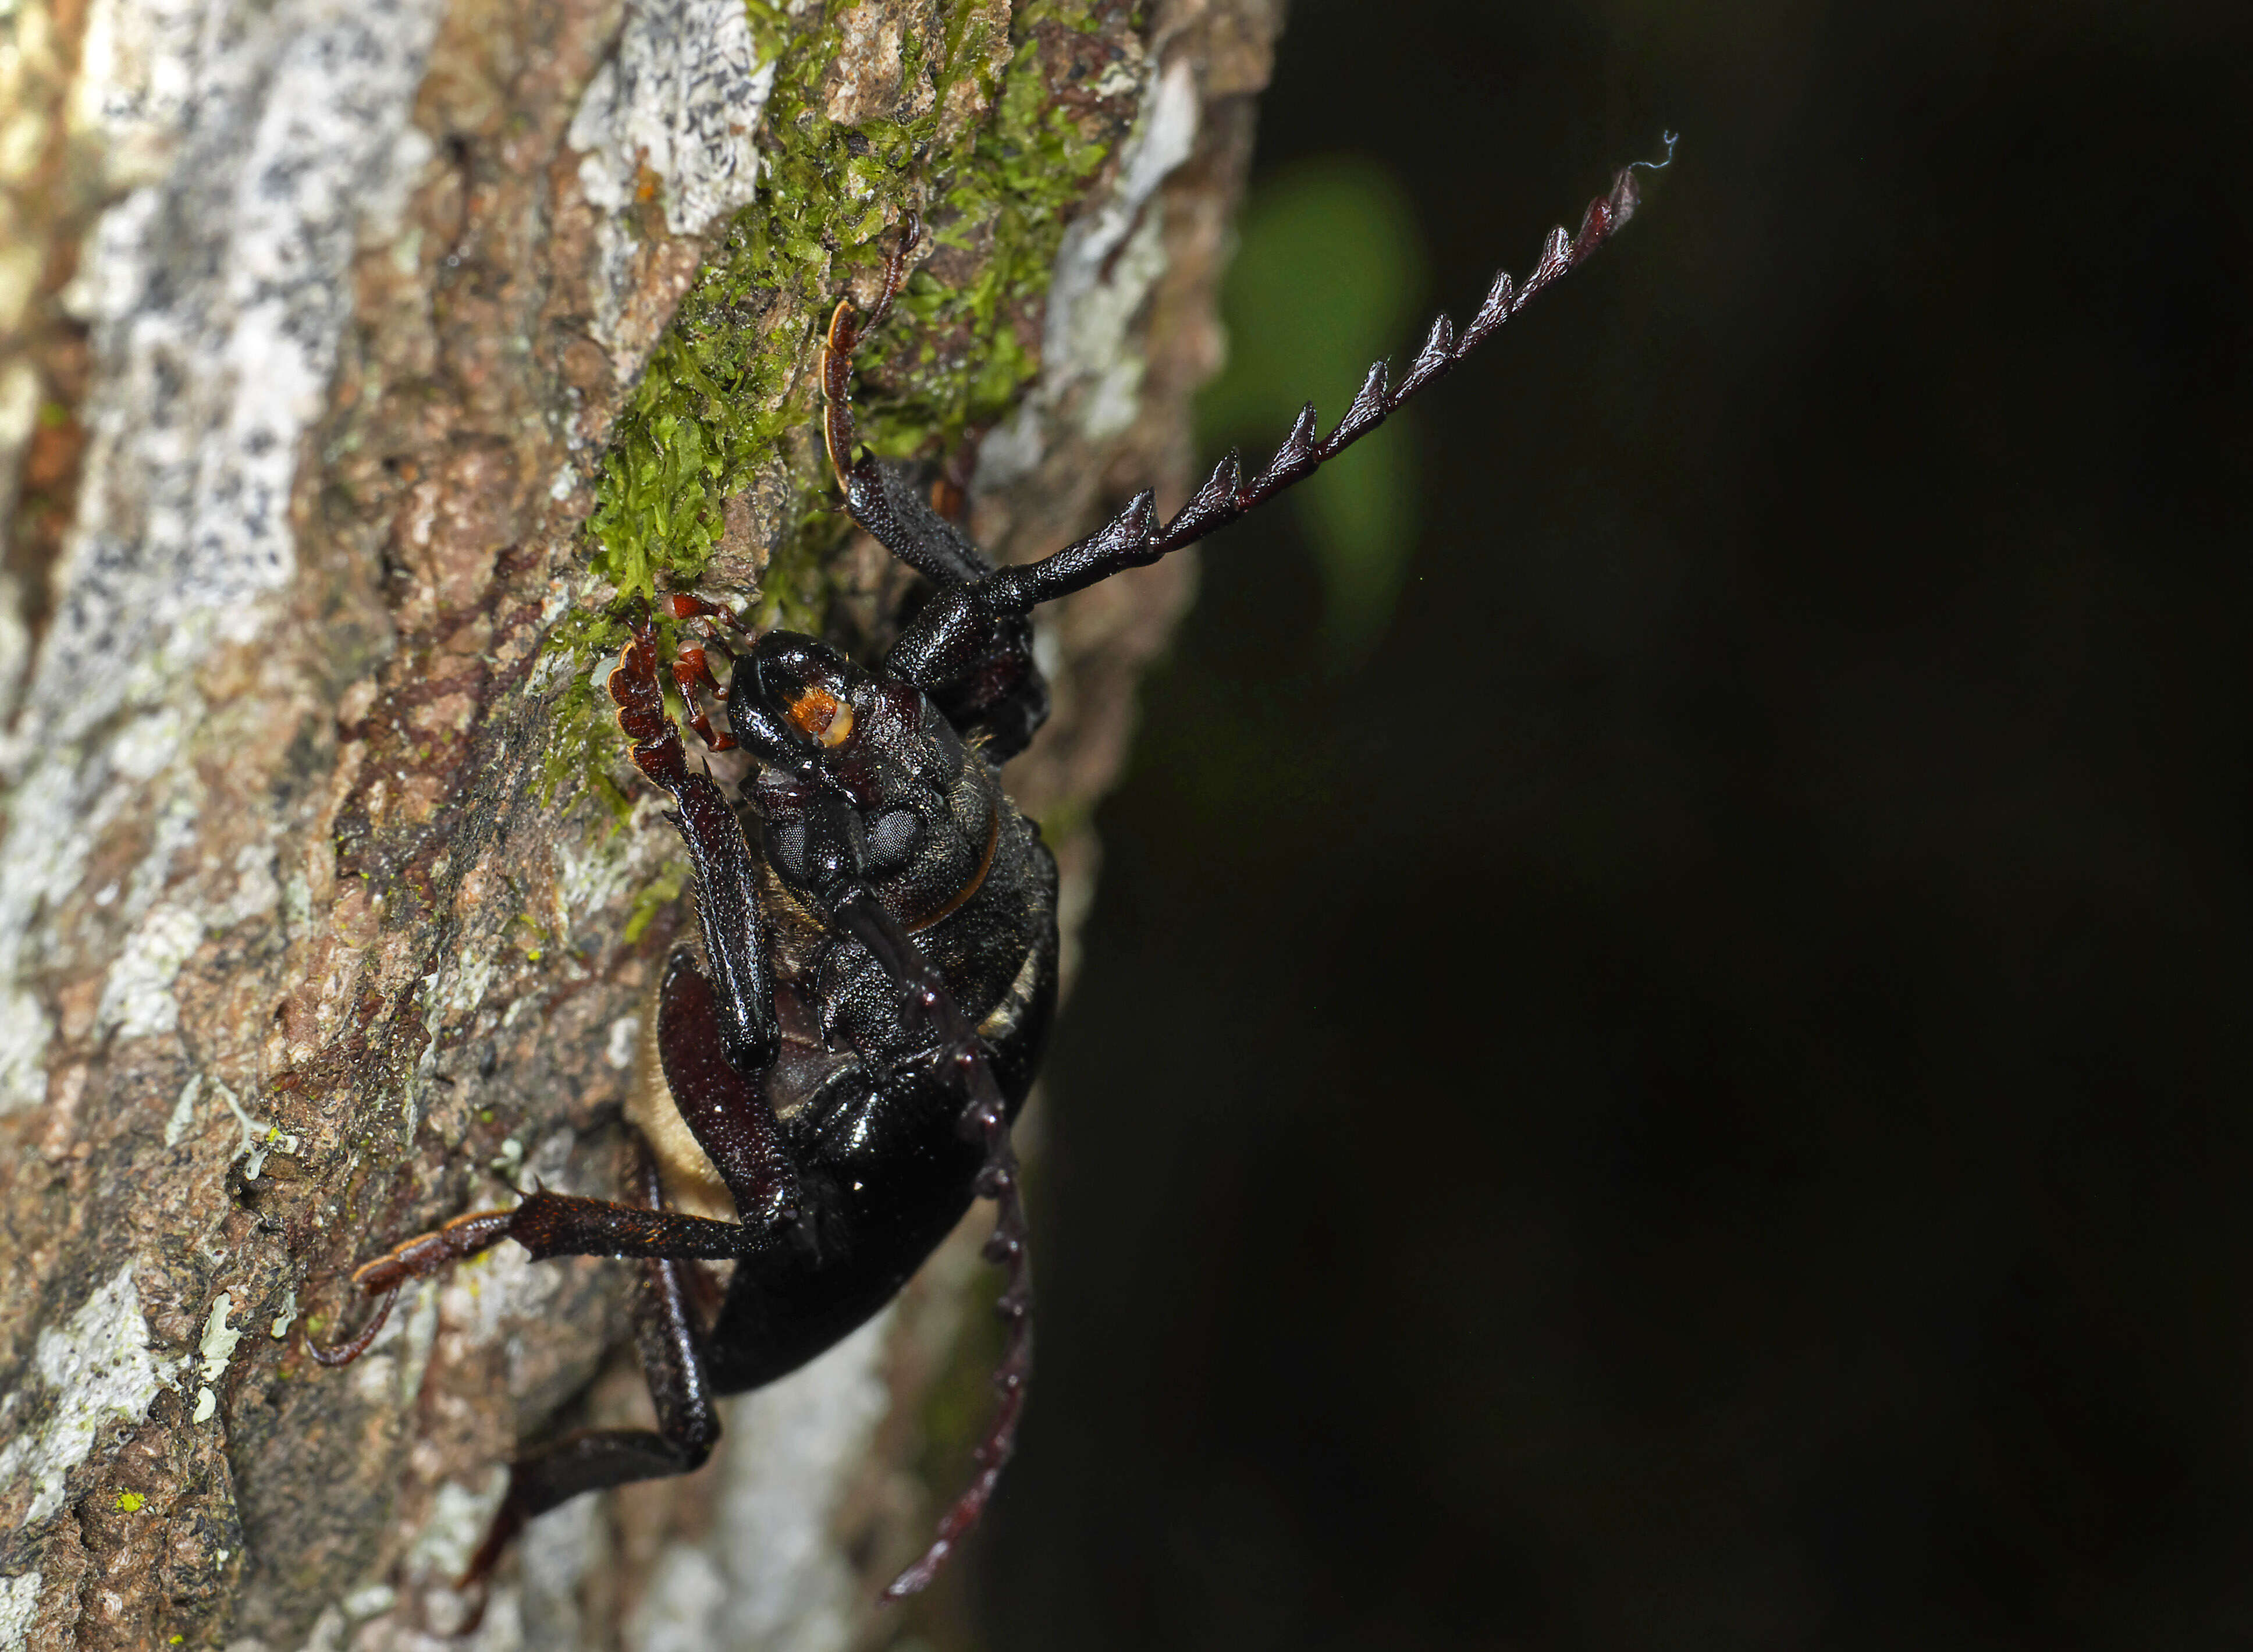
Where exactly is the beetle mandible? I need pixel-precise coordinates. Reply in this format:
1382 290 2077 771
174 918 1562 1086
312 135 1675 1600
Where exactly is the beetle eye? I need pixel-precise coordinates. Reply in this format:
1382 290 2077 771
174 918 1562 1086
863 808 923 869
767 820 808 878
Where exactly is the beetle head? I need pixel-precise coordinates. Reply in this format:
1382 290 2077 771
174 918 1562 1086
731 630 988 926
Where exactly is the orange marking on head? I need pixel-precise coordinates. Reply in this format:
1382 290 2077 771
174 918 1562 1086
786 687 856 748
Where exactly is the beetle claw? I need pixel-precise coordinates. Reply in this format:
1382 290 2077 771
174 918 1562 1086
303 1282 400 1368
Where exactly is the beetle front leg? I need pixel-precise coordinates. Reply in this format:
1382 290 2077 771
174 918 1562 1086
610 619 781 1079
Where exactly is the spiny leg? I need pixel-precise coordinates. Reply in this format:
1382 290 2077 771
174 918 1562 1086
310 632 798 1369
610 616 780 1079
852 453 1047 758
305 1208 513 1367
597 627 805 1224
815 211 1058 752
671 642 734 751
305 1184 770 1358
655 592 759 754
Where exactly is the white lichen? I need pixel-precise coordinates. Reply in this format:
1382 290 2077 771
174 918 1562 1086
626 1547 731 1652
294 1604 345 1652
222 842 282 928
0 0 447 1108
605 1013 640 1070
70 0 204 190
163 1071 201 1147
567 0 776 239
979 52 1201 484
341 1583 396 1620
212 1078 300 1180
403 944 500 1135
190 1291 243 1423
0 1571 41 1652
441 1231 567 1358
511 1494 600 1650
0 1265 177 1526
553 814 655 943
406 1469 511 1582
623 1312 893 1652
563 0 775 368
94 900 204 1040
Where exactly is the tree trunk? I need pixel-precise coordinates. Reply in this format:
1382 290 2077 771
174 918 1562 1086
0 1 1277 1646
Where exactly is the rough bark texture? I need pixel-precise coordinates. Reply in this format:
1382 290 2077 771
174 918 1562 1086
0 1 1278 1647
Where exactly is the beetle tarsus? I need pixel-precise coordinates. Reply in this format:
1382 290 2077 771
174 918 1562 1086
304 1282 401 1367
351 1209 518 1293
304 1206 520 1367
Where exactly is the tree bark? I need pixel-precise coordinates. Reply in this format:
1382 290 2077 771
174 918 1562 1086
0 1 1278 1646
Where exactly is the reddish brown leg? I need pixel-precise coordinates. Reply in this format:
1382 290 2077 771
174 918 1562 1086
305 1209 516 1366
610 618 783 1082
304 1195 763 1369
822 211 921 490
661 591 753 637
670 644 735 751
654 592 758 752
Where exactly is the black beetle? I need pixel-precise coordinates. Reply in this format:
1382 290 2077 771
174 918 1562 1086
313 137 1672 1598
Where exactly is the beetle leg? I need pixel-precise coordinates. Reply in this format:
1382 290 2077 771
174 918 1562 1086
611 619 781 1079
660 591 753 639
304 1282 400 1367
670 644 735 751
804 210 1063 755
840 455 996 585
468 1188 781 1260
310 1188 775 1377
304 1209 515 1367
652 946 798 1228
821 211 920 492
820 218 1008 591
463 1139 723 1588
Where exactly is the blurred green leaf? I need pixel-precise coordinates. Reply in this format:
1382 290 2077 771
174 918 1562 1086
1200 157 1429 663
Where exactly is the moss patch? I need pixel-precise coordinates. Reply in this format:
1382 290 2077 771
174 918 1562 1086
542 0 1129 811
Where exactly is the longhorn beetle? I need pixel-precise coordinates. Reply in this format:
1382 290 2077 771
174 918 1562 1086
313 135 1676 1600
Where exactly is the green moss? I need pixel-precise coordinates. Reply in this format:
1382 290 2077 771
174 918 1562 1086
538 610 638 817
623 862 690 944
541 0 1121 809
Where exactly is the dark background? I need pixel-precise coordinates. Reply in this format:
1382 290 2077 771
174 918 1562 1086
979 0 2252 1646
